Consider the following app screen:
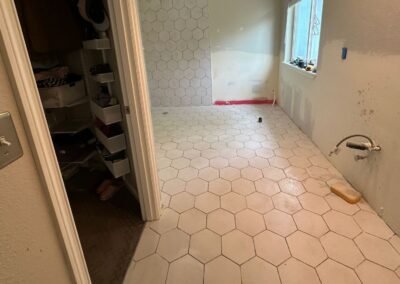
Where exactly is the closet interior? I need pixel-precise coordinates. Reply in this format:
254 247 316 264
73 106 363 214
15 0 144 282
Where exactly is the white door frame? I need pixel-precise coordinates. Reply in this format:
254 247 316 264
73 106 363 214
0 0 160 283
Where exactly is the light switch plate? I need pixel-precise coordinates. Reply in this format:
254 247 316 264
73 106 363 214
0 112 23 169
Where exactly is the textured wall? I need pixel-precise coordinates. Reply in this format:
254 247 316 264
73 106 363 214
279 0 400 234
0 52 73 282
209 0 282 102
139 0 212 106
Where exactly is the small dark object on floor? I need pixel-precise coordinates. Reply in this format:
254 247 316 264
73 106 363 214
163 112 168 115
258 117 263 123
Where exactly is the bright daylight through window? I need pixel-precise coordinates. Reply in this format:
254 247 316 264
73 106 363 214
285 0 323 74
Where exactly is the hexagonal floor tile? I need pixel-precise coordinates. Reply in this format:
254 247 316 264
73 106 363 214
186 178 208 195
303 178 330 196
356 261 400 284
166 255 203 284
178 167 199 181
159 167 179 181
321 232 364 268
254 230 291 265
354 211 394 240
190 229 221 263
288 156 311 169
157 228 189 262
204 256 241 284
229 157 249 169
170 192 195 213
278 258 320 284
221 192 246 213
285 166 309 181
232 178 256 196
207 209 235 235
195 192 220 213
209 178 231 196
210 157 229 169
317 259 361 284
262 166 286 181
298 193 330 214
279 178 305 196
222 230 255 264
148 208 179 234
293 210 328 237
190 157 209 169
323 210 362 238
246 192 274 214
325 194 360 216
198 167 219 181
178 208 206 234
241 167 263 181
355 233 400 270
171 157 190 169
249 156 270 169
133 228 160 261
236 209 266 236
163 178 186 195
129 254 168 284
287 231 327 267
255 178 281 196
264 209 297 237
220 167 241 181
241 257 280 284
272 193 302 214
269 156 290 169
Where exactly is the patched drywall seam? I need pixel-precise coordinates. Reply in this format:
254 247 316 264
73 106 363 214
138 0 212 107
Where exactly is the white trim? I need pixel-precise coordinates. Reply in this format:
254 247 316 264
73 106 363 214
281 62 317 79
107 0 161 221
0 1 90 283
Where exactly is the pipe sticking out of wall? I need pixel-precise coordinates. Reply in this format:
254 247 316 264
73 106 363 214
329 134 381 161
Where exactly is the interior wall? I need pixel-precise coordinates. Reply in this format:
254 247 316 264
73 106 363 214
279 0 400 234
138 0 213 107
0 52 73 282
209 0 282 102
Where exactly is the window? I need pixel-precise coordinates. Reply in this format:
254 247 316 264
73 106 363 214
285 0 323 72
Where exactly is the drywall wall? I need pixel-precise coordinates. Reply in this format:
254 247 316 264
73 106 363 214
0 53 73 282
138 0 212 107
209 0 282 102
279 0 400 234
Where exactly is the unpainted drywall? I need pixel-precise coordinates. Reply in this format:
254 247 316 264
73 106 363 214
209 0 282 102
0 52 73 282
279 0 400 234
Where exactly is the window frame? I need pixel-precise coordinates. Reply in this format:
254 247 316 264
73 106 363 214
285 0 323 69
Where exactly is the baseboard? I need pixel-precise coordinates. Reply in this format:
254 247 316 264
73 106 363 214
214 99 275 105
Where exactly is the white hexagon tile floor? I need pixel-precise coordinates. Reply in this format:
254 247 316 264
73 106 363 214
124 105 400 284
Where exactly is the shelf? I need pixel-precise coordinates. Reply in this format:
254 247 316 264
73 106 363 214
92 72 114 84
101 156 130 178
39 80 86 109
55 141 97 165
95 128 126 154
83 38 111 50
90 101 122 125
50 120 91 135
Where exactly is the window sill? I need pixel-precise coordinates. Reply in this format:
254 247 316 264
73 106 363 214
282 62 317 79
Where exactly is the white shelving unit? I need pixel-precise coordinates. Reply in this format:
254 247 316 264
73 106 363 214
85 36 131 179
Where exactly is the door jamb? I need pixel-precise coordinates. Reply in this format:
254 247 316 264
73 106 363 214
0 0 161 283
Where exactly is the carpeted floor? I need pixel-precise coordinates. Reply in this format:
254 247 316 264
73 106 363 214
67 169 144 284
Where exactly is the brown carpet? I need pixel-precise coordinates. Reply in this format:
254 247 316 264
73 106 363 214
67 169 144 284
